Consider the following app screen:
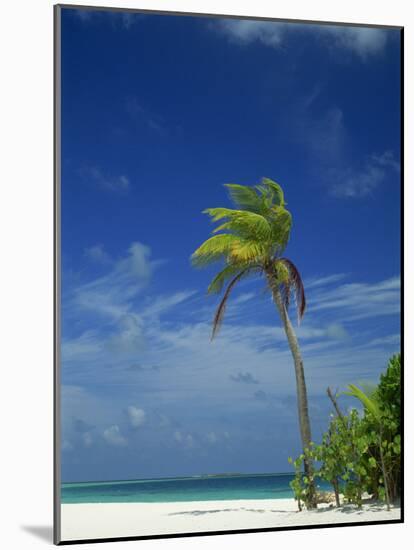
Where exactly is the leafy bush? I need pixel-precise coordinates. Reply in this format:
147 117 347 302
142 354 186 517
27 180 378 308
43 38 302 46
288 354 401 510
288 447 316 511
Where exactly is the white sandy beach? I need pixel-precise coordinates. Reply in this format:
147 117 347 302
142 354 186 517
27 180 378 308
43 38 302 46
61 499 400 541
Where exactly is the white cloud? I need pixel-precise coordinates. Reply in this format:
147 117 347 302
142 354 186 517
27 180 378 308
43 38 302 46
61 385 120 444
206 431 218 444
74 9 93 22
287 87 347 168
143 290 197 318
74 9 140 30
82 432 93 447
361 333 400 349
290 86 398 198
215 19 389 59
61 265 400 431
127 406 146 428
232 292 256 305
121 13 136 29
121 242 153 280
126 97 168 137
322 26 388 60
174 430 195 448
70 242 156 321
325 323 349 340
103 425 128 446
106 314 145 353
84 244 111 265
371 150 401 172
305 273 348 289
83 166 130 193
62 242 199 364
311 276 400 319
216 19 284 47
62 330 103 362
330 151 400 198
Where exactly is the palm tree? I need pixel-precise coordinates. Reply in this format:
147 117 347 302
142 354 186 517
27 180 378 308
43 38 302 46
191 177 316 508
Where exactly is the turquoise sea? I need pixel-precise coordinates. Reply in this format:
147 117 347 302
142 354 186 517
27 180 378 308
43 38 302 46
61 473 330 504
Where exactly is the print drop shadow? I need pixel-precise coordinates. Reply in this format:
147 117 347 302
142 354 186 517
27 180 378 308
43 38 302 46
21 525 53 543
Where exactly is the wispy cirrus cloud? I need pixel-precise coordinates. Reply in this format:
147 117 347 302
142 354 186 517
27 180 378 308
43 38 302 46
62 242 195 366
73 8 141 30
331 150 400 198
216 19 284 47
61 259 400 478
305 273 348 289
310 276 400 319
81 166 131 193
62 241 399 401
126 97 169 137
322 25 388 60
214 19 390 60
84 244 112 265
71 242 156 320
287 86 400 199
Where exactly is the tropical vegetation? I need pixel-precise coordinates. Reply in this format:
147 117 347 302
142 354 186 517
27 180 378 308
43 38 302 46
289 353 401 511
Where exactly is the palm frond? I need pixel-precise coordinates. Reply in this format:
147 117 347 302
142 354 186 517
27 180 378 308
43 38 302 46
281 257 306 322
275 260 290 284
205 182 292 254
229 240 268 263
211 270 248 340
203 207 240 222
212 210 273 241
269 259 291 309
260 178 285 206
207 264 245 294
279 258 306 323
191 234 240 267
224 184 264 213
268 206 292 252
343 384 381 421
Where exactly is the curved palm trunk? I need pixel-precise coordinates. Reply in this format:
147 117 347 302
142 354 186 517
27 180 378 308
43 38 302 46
268 277 317 508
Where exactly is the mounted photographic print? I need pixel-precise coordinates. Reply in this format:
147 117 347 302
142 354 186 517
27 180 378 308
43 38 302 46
54 4 403 544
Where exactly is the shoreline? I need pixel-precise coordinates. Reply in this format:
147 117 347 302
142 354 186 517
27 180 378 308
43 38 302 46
60 498 401 541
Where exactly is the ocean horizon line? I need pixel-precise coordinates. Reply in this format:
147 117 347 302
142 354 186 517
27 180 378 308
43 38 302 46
61 471 295 487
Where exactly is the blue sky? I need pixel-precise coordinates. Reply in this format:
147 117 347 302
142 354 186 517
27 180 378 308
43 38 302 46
60 8 401 482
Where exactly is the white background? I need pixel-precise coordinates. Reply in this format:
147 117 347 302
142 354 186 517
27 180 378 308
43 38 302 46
0 0 411 548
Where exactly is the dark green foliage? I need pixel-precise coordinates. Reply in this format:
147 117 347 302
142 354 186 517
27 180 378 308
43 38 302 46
364 353 402 501
288 354 401 509
376 353 401 430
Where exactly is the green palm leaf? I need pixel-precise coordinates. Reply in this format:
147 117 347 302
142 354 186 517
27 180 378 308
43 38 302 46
191 234 241 267
211 269 250 339
212 211 273 241
260 177 285 206
207 265 246 294
224 184 265 213
343 384 382 421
